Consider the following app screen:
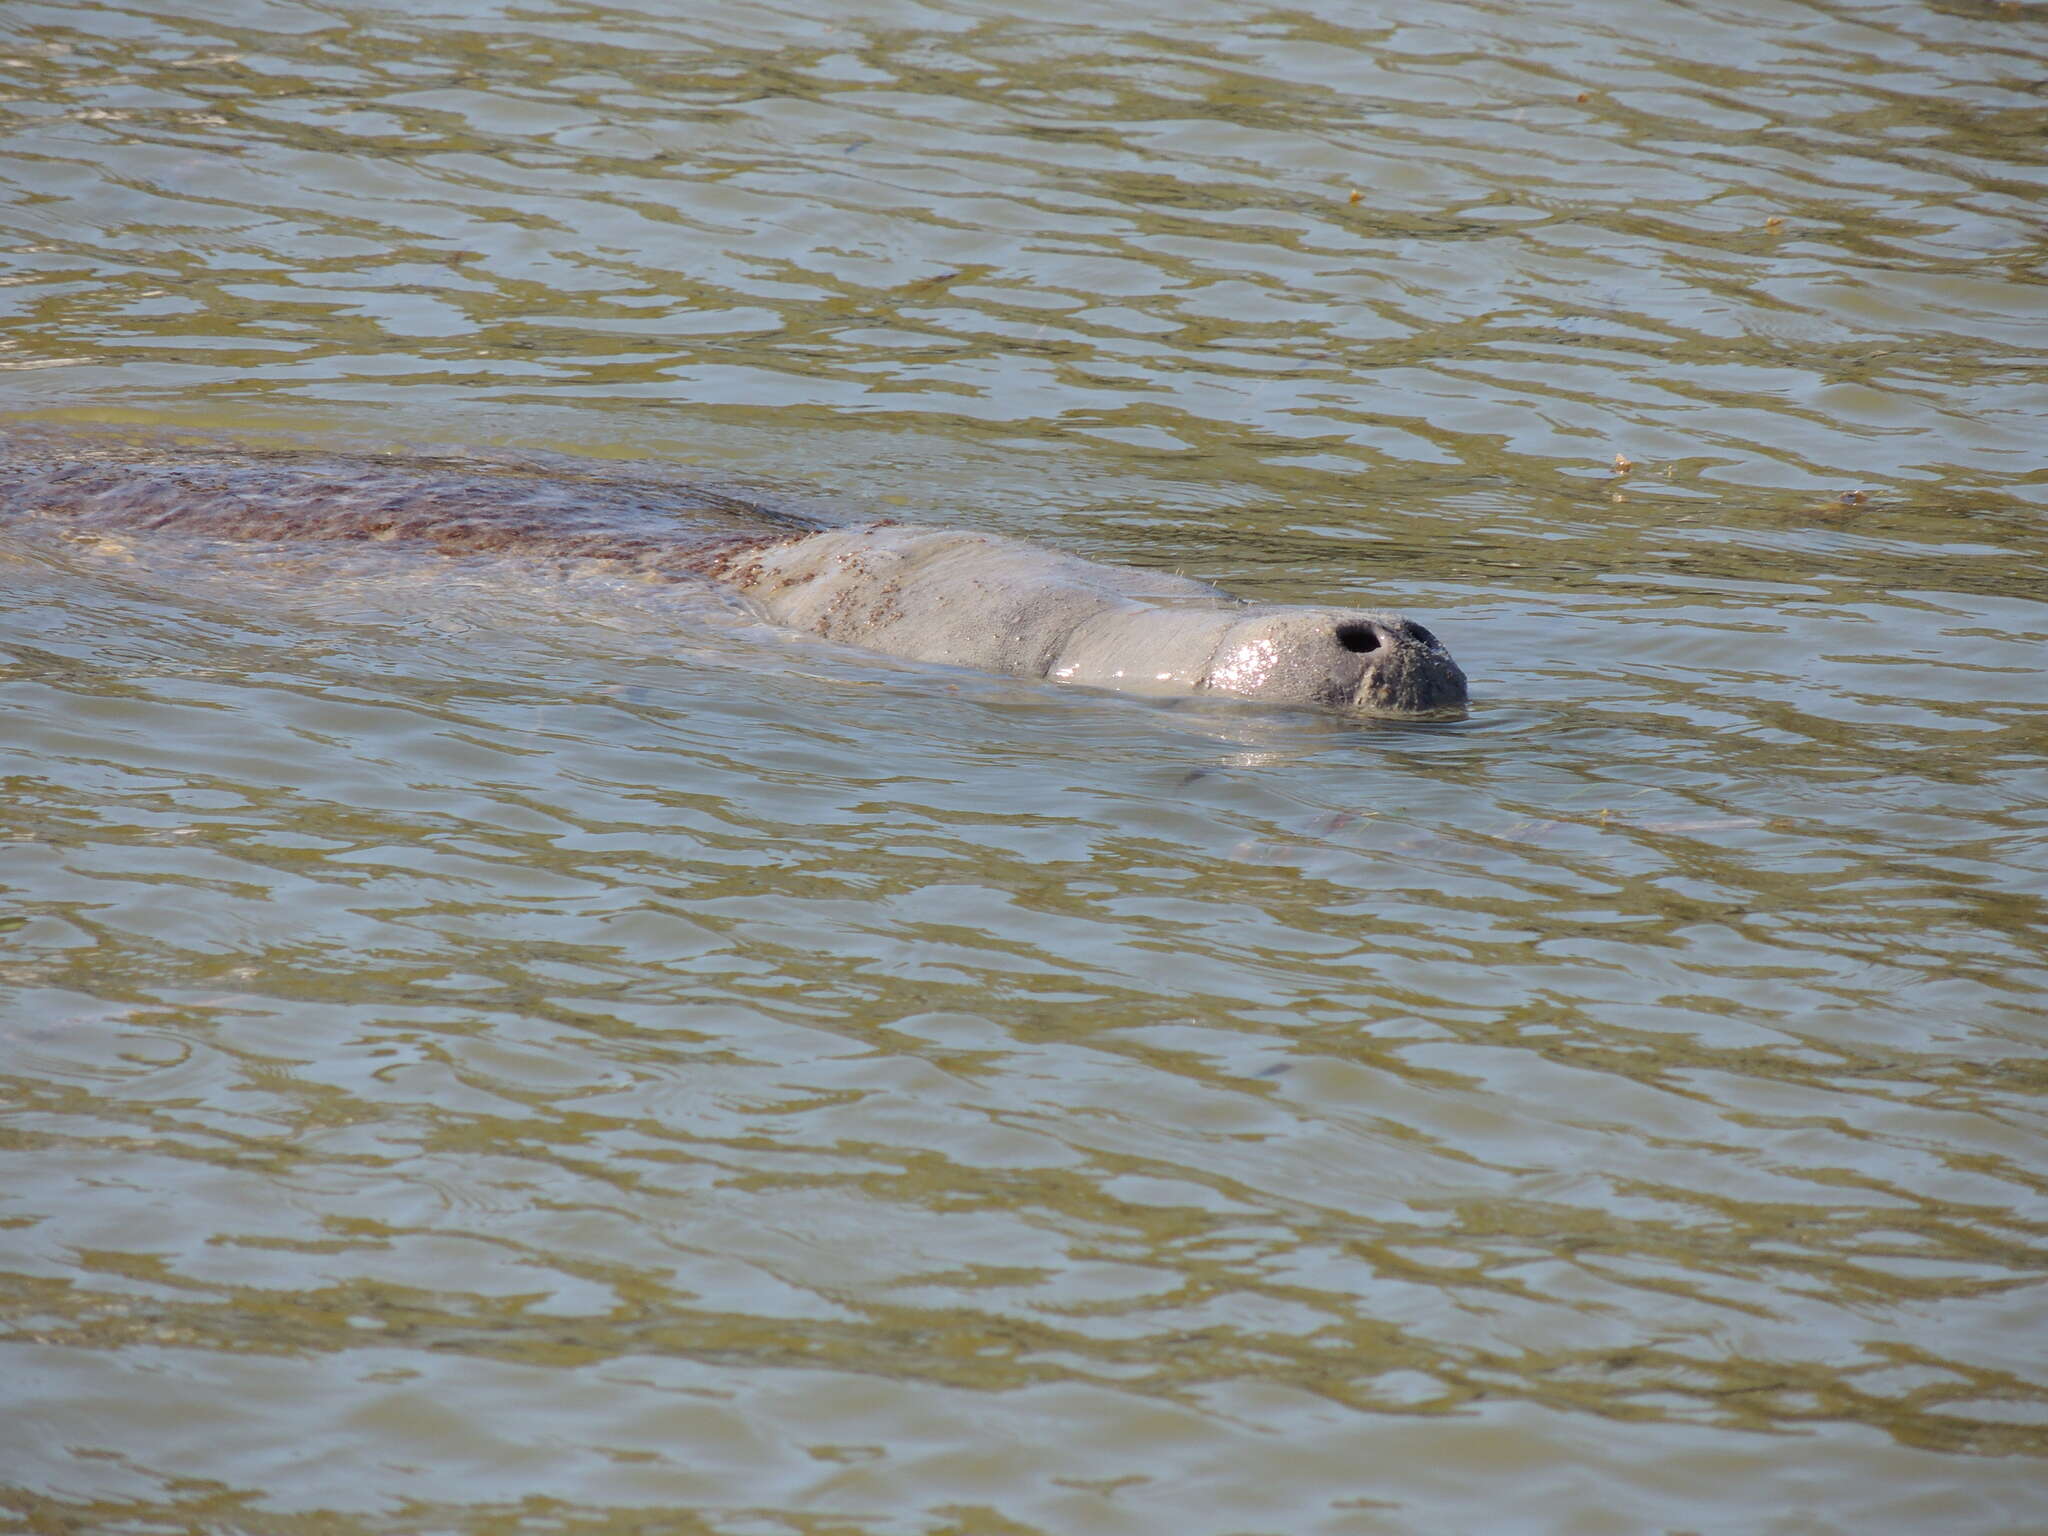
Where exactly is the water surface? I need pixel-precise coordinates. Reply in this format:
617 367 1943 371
3 0 2046 1531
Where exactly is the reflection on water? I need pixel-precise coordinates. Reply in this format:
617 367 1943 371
2 0 2045 1531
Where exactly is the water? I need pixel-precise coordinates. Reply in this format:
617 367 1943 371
3 0 2046 1531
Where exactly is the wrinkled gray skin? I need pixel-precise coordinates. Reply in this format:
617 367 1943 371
711 524 1467 716
1 438 1467 716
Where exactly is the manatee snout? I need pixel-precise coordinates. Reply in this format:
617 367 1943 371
1203 608 1468 716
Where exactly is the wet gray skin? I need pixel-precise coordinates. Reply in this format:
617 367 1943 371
705 524 1468 717
2 446 1468 717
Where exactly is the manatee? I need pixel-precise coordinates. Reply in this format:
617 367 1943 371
699 524 1466 716
1 439 1467 716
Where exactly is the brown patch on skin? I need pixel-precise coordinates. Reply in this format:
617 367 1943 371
671 536 807 586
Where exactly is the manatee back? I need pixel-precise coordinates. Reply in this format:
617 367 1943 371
721 524 1229 677
0 434 831 557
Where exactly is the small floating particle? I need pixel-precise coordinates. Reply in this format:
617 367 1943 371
1612 451 1633 473
1348 188 1361 205
1765 215 1784 230
1576 91 1591 103
1804 489 1871 515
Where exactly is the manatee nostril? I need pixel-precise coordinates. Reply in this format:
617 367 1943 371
1403 621 1437 648
1334 621 1381 654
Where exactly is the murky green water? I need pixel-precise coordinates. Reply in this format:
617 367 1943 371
3 1 2046 1532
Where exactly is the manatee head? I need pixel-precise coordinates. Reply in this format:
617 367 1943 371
1200 607 1468 717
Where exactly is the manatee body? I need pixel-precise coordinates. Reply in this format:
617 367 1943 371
2 440 1466 717
705 524 1466 716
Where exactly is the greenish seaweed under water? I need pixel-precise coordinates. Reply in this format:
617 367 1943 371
1 1 2045 1532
